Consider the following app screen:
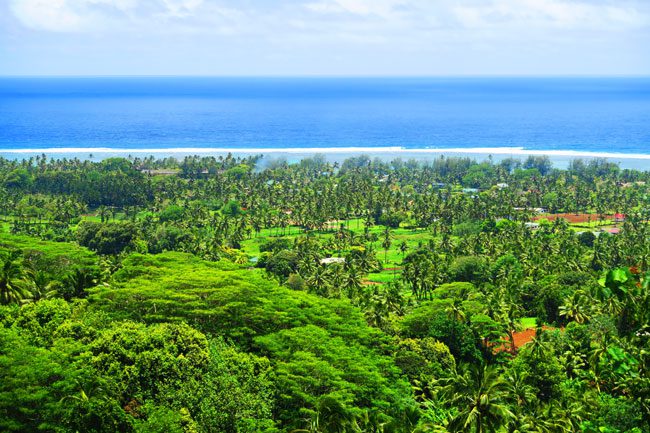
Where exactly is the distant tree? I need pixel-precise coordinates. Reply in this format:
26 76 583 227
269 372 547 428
77 222 138 255
158 204 185 222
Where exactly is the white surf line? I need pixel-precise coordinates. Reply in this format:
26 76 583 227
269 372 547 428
2 146 650 160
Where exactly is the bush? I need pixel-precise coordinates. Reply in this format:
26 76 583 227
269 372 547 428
158 205 185 222
394 337 456 383
400 300 482 363
286 273 306 291
452 221 482 237
264 250 299 280
378 212 406 228
77 222 138 255
448 256 487 283
259 237 292 253
577 231 596 247
148 225 195 254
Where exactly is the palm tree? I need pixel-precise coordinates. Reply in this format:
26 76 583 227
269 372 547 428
0 251 34 305
306 265 332 297
445 300 466 324
31 270 60 301
399 240 409 258
559 292 590 324
61 268 98 300
503 370 536 415
341 266 362 300
512 402 574 433
498 298 522 354
382 227 392 265
293 396 358 433
434 364 515 433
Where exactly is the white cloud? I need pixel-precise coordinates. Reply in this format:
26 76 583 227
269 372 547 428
9 0 649 35
9 0 150 32
160 0 204 18
453 0 648 30
2 0 649 75
305 0 406 18
8 0 245 33
10 0 88 32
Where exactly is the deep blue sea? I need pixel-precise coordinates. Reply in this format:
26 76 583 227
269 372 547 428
1 77 649 164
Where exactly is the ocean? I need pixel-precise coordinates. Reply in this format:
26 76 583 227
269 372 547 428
1 77 649 167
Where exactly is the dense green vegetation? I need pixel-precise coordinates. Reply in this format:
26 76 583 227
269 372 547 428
0 153 648 432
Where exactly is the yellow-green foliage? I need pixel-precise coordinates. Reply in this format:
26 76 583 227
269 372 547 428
0 299 277 433
90 252 415 430
91 252 388 348
0 233 99 280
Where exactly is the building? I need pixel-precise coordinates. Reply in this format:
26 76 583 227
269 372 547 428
320 257 346 265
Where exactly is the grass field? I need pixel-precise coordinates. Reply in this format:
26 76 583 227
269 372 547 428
520 317 537 329
240 218 435 284
366 270 402 284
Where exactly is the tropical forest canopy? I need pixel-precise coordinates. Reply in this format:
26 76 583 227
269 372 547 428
0 153 648 433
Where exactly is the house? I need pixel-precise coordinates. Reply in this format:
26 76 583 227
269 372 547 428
320 257 346 265
607 228 621 235
614 213 626 223
525 222 540 230
140 169 180 176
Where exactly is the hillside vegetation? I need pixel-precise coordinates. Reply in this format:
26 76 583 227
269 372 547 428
0 154 648 432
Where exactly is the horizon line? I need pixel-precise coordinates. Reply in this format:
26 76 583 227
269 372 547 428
1 74 650 79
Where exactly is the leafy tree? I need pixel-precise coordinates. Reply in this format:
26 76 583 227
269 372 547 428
264 250 300 280
433 364 515 433
0 251 33 305
448 256 487 284
401 300 482 363
77 222 138 255
158 204 185 222
511 329 566 403
394 337 456 385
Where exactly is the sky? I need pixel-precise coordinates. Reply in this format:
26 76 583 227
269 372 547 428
0 0 649 76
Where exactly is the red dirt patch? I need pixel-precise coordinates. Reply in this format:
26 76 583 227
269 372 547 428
494 326 555 354
511 328 539 349
532 213 612 224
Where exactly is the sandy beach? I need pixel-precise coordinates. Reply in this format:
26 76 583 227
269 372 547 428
2 146 649 170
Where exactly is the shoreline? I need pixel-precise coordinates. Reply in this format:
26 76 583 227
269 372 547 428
3 146 650 159
2 146 649 169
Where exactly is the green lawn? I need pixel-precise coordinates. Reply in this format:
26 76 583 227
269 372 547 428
366 270 401 284
520 317 537 329
240 218 435 269
80 214 103 223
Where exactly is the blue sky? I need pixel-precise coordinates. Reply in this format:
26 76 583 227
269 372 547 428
1 0 649 76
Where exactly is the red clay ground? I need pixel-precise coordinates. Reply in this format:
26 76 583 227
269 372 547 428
532 213 613 224
511 328 541 348
494 326 555 353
